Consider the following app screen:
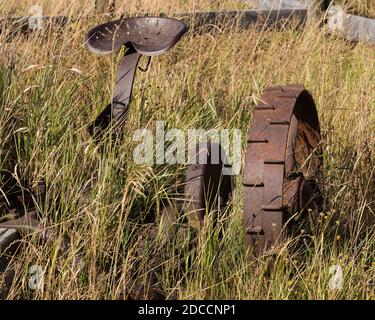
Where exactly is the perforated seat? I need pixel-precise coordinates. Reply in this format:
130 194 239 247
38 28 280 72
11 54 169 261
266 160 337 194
86 17 188 55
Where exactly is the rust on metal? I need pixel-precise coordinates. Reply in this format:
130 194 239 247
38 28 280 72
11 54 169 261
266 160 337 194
86 17 188 139
123 142 233 299
183 142 232 229
243 84 322 257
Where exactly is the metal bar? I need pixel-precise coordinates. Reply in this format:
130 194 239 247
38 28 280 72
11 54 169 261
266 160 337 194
327 5 375 45
175 9 308 29
88 49 142 137
247 0 331 10
4 7 374 46
248 0 308 9
0 8 308 37
248 0 330 26
0 16 69 28
0 16 70 36
0 228 19 257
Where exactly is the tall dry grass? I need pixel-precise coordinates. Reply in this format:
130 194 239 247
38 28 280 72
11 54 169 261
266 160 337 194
0 0 251 16
0 1 374 299
335 0 375 17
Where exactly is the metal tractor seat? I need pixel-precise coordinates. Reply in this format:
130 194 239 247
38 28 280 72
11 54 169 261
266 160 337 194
85 17 188 138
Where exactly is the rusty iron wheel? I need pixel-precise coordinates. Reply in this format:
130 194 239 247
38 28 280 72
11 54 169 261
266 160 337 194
183 142 232 230
243 84 323 257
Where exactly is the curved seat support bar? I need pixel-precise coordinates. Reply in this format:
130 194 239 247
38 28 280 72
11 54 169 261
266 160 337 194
88 48 141 137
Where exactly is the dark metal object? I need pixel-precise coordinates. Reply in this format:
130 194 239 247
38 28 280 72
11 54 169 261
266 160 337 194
0 7 307 43
0 178 50 296
0 228 17 298
175 8 307 30
243 85 322 257
0 16 68 41
123 143 233 299
183 142 232 229
0 16 69 30
86 17 188 55
254 0 331 11
254 0 307 9
86 17 188 138
88 49 142 136
0 211 54 241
